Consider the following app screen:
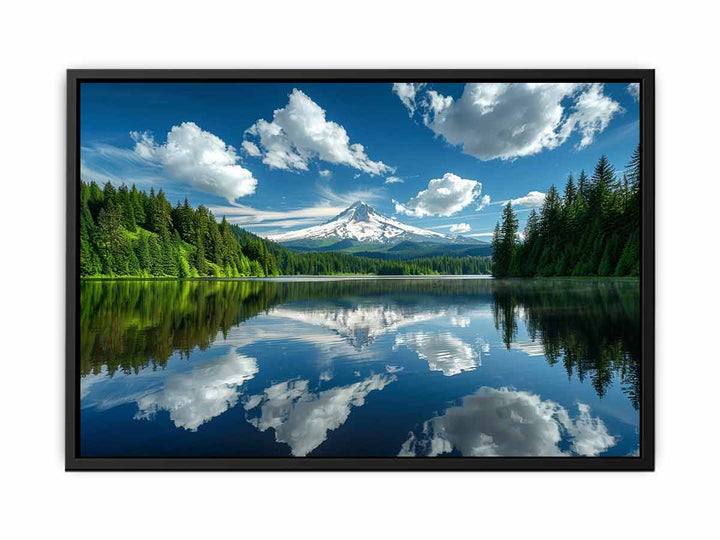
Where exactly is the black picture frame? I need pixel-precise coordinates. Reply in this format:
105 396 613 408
66 69 654 471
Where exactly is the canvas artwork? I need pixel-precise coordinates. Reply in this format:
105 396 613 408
70 72 652 469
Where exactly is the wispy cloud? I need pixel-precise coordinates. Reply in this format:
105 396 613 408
207 203 345 227
316 182 386 206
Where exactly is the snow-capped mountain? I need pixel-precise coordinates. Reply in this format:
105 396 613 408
267 201 475 246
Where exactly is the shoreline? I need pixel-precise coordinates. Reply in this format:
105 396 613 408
80 274 639 282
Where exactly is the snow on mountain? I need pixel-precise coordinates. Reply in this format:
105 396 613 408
267 201 464 245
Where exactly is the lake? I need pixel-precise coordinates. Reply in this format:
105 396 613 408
79 277 640 458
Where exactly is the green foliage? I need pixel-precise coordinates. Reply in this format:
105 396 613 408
81 181 493 278
492 149 641 278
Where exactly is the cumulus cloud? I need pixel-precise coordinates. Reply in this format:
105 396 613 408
134 349 258 431
245 88 392 175
319 169 332 177
131 122 257 203
394 331 480 376
396 83 622 160
508 190 546 208
569 83 623 148
392 83 426 116
245 374 396 456
241 140 261 157
385 176 404 184
627 82 640 102
398 387 616 457
476 194 491 211
450 223 471 233
394 173 482 217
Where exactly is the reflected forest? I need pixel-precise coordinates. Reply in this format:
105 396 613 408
81 278 640 408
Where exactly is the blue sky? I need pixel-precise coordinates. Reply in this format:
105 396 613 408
80 81 639 239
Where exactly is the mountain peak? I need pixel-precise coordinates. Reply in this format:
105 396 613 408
267 202 478 246
334 200 376 222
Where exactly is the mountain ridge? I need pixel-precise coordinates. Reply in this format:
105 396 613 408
267 201 481 249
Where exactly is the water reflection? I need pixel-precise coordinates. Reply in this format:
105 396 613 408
393 332 481 376
268 305 449 349
135 349 257 431
245 374 396 456
399 387 616 457
80 278 640 457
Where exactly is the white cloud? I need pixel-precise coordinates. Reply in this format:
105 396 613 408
245 88 392 175
450 223 471 233
394 331 480 376
131 122 257 203
245 374 396 456
134 349 258 431
207 202 346 227
319 169 332 177
398 387 616 457
241 140 261 157
315 182 385 207
392 83 426 116
477 194 491 211
569 83 623 148
385 176 404 184
394 173 482 217
627 82 640 102
509 190 546 208
399 83 622 160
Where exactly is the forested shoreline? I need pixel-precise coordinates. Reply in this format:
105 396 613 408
80 182 491 278
492 149 640 278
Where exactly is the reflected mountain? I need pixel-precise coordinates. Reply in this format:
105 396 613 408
81 278 639 407
245 374 396 456
399 386 616 457
268 305 449 348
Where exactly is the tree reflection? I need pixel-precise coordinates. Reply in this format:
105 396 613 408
81 278 640 408
491 279 640 408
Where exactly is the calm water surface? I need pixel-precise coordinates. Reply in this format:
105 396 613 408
80 277 640 457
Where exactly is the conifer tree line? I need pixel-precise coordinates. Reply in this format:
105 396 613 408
80 181 276 277
80 181 493 277
491 148 641 277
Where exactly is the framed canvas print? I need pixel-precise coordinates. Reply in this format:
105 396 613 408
66 69 654 471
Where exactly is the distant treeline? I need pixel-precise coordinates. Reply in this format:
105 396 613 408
492 148 640 277
79 181 491 277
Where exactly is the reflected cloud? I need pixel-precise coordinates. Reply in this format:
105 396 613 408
393 331 481 376
510 339 545 357
245 374 396 456
399 387 616 457
450 316 471 327
134 349 258 431
269 305 449 348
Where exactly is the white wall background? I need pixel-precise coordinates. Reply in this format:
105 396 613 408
1 1 716 538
